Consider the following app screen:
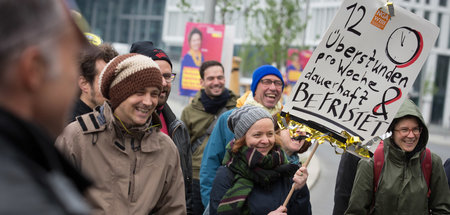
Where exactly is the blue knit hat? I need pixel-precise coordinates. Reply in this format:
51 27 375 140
251 65 284 96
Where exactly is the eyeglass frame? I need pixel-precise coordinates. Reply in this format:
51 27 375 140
393 127 423 136
162 73 176 82
259 79 283 88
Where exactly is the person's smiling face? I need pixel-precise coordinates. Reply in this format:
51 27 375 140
392 117 421 152
245 118 275 156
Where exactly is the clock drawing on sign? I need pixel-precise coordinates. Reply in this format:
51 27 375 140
385 26 423 68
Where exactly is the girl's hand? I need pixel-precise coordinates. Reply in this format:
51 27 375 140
268 205 287 215
293 166 308 190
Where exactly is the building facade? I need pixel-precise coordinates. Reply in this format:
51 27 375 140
163 0 450 127
75 0 449 127
75 0 166 48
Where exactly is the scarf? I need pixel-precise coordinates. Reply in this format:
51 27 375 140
217 141 299 215
243 92 283 115
200 89 230 114
188 49 202 67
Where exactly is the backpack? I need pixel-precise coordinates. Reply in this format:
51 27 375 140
373 140 432 197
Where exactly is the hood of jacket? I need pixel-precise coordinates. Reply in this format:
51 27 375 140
389 99 428 154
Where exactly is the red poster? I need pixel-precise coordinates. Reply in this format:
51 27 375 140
179 22 225 96
286 49 302 85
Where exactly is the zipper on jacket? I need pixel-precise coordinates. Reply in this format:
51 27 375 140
171 123 181 138
128 138 138 202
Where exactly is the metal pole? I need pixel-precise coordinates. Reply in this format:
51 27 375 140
204 0 217 23
302 0 311 47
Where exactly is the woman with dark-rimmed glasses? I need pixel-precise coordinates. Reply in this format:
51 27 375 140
345 99 450 214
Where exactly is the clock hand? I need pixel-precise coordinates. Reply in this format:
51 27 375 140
401 32 405 47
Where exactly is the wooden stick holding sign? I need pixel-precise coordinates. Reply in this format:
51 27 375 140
282 141 320 207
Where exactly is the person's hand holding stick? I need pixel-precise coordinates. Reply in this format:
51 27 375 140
282 142 319 207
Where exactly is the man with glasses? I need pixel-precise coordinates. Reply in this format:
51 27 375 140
199 65 285 210
181 60 238 215
130 41 193 214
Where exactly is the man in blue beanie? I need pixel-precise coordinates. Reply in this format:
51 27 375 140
199 65 285 210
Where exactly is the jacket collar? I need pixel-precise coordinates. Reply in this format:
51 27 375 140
385 138 422 164
101 102 163 153
191 89 238 111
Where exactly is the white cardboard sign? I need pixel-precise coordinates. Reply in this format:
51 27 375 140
283 0 439 142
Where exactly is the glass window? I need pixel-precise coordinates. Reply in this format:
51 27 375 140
424 10 430 20
436 13 442 47
431 55 449 124
448 22 450 49
118 19 131 43
439 0 447 6
149 20 163 47
152 0 165 16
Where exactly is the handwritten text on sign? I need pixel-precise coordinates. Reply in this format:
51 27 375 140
284 0 439 141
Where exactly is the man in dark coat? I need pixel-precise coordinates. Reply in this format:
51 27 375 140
71 43 118 122
445 158 450 188
130 41 193 214
0 0 91 213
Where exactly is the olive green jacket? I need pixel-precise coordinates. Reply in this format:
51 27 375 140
181 89 237 179
345 100 450 215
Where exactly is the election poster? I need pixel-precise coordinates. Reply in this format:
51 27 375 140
286 49 303 85
286 49 313 85
283 0 439 145
179 22 225 97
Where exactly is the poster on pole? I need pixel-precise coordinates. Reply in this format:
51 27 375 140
283 0 439 143
286 49 313 85
286 49 303 85
179 22 225 97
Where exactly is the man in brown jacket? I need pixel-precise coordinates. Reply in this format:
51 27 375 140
56 53 186 214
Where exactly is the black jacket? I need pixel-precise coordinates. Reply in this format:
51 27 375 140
333 152 360 215
210 166 312 215
0 107 91 214
445 158 450 189
70 99 93 123
161 104 193 214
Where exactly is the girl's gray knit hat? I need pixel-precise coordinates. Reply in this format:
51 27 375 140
227 105 273 140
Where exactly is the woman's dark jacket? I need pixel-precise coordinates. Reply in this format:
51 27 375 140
209 166 312 215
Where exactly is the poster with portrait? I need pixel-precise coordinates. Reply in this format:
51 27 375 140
286 49 303 85
299 50 313 72
179 22 225 97
283 0 439 143
286 49 313 85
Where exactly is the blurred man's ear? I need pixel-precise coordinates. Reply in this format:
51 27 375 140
18 47 47 92
200 77 204 88
78 76 90 94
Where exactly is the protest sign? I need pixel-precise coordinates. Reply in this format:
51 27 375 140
283 0 439 143
179 22 225 97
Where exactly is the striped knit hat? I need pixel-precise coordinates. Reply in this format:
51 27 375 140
227 105 273 140
99 53 162 110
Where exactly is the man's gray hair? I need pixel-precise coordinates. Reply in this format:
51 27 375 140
0 0 67 76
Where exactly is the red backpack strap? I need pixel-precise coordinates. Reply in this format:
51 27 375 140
420 147 432 197
373 140 385 193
